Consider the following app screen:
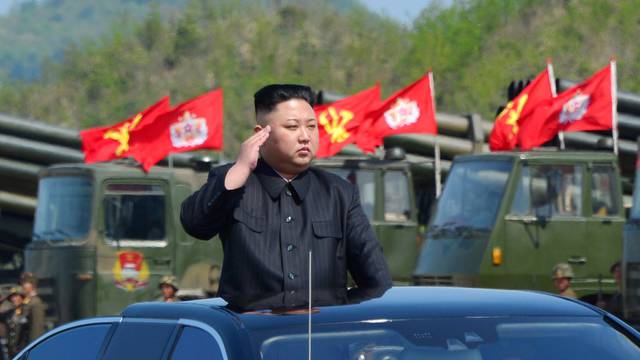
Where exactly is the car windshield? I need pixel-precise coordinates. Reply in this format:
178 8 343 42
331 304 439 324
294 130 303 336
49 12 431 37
430 160 512 234
33 176 92 241
255 316 640 360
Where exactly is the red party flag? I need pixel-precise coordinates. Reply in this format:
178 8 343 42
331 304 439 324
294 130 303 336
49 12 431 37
80 97 170 163
130 89 224 172
356 73 437 153
489 63 555 151
519 62 615 150
314 84 380 158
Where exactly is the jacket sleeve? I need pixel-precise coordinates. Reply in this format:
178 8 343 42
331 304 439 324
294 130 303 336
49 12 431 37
345 185 393 288
180 163 241 240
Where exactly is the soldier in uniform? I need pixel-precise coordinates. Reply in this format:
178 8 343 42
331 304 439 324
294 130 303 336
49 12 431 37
552 262 577 298
157 276 180 303
20 272 45 342
1 287 28 358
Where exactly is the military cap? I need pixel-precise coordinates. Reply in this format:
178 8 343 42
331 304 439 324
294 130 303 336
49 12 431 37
551 263 574 279
158 275 178 291
20 272 38 286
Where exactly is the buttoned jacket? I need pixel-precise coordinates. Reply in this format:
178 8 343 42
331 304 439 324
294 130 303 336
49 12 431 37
180 159 391 297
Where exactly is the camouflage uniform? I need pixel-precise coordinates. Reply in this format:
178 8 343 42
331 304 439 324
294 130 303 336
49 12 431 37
552 263 577 299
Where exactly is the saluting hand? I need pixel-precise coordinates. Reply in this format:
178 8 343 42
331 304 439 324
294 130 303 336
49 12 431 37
225 125 271 190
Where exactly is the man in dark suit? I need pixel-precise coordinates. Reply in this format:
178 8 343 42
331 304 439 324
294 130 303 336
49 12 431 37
181 84 391 297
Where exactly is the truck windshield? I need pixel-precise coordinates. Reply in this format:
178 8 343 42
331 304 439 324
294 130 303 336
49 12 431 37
430 160 512 233
103 183 166 241
33 176 93 241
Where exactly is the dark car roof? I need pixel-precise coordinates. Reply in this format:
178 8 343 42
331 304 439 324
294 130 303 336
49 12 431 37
121 287 601 331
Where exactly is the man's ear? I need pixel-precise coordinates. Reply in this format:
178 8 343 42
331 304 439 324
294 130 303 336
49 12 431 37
254 124 263 134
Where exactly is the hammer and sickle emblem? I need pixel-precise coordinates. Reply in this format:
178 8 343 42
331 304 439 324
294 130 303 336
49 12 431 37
318 107 354 143
103 113 143 156
497 95 528 136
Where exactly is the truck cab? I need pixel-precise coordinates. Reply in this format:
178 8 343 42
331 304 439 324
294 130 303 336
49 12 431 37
26 161 223 326
414 151 624 301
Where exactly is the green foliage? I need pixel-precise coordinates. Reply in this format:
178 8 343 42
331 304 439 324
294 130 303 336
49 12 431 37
1 0 640 157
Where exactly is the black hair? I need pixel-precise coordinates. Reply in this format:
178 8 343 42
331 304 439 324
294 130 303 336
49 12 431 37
254 84 315 116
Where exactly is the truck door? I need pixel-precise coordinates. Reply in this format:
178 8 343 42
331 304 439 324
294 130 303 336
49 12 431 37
504 163 587 292
585 163 624 295
96 182 174 315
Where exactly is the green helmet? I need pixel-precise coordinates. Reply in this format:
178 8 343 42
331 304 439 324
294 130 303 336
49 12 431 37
552 263 574 279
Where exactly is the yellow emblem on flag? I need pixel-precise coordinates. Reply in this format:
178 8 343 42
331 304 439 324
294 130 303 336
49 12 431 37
318 107 354 144
103 113 143 156
497 95 528 136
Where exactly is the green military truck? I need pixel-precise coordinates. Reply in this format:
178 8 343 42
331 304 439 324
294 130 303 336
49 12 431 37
25 160 223 325
25 151 425 325
414 151 624 302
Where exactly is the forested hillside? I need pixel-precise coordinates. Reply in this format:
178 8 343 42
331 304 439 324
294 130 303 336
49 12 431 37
0 0 191 80
1 0 639 156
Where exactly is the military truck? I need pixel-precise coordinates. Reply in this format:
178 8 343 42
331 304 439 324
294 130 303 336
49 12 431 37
25 149 428 325
25 159 224 325
414 151 624 302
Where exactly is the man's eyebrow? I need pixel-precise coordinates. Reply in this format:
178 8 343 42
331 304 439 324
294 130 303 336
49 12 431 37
284 118 316 122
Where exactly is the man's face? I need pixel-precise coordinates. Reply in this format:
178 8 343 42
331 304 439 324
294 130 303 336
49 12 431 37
161 284 176 298
553 277 570 292
21 282 34 294
9 294 23 306
258 99 318 177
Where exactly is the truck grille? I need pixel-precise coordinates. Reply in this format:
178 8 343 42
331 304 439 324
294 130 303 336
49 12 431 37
412 275 454 286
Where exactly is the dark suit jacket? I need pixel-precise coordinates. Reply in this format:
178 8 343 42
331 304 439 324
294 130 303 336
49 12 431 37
180 159 392 297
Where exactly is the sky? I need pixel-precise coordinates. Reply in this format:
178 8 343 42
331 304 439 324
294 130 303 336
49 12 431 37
363 0 434 25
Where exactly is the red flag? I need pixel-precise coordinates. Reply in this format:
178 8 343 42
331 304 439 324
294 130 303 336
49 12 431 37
80 97 170 163
313 84 380 158
356 73 437 153
489 64 555 151
519 62 615 150
130 89 224 172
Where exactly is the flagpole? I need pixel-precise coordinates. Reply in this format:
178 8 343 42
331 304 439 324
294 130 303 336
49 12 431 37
611 59 619 155
429 71 442 198
547 59 564 150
